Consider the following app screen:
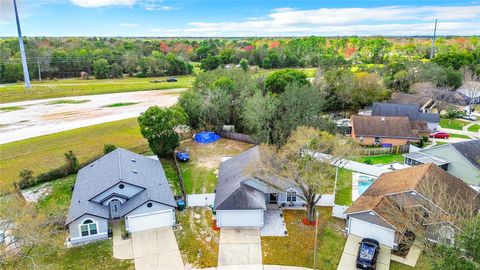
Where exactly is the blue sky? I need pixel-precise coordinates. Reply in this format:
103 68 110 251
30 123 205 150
0 0 479 36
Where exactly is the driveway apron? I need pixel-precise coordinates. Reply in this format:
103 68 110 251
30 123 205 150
218 227 262 266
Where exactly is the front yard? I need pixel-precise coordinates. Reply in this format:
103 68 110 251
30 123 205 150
262 208 346 269
439 118 469 130
468 124 480 132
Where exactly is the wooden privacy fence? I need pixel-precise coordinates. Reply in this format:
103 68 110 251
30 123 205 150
363 145 409 156
172 151 187 200
218 130 257 144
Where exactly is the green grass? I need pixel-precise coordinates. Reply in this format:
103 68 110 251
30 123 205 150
356 153 404 165
468 124 480 132
262 208 346 269
1 76 194 103
335 168 353 206
160 159 182 196
449 133 471 139
47 99 90 105
181 164 217 194
439 118 469 130
0 106 25 111
0 118 147 193
390 253 433 270
103 102 139 108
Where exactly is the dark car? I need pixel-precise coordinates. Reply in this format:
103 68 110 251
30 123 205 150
356 238 380 269
429 132 449 139
166 77 178 82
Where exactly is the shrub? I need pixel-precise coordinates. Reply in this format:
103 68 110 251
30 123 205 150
18 169 35 189
103 144 117 154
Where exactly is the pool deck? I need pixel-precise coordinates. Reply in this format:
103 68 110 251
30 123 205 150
352 172 376 201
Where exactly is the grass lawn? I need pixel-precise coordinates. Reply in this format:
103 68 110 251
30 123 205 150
0 118 147 193
391 253 432 270
439 118 469 130
335 168 353 206
1 75 194 103
13 175 134 269
178 138 252 194
262 208 346 269
468 124 480 132
175 207 219 268
355 153 404 165
0 105 25 111
449 133 472 139
103 102 139 108
160 158 183 196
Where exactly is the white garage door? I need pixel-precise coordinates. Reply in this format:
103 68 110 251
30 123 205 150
349 217 395 248
128 210 173 232
217 210 264 227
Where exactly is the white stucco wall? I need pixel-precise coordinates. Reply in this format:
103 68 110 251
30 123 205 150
90 183 143 203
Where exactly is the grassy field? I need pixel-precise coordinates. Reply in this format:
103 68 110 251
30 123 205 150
335 168 353 206
468 124 480 132
178 139 252 194
439 118 469 130
262 208 346 269
175 207 219 268
1 75 194 103
0 118 147 193
356 153 404 165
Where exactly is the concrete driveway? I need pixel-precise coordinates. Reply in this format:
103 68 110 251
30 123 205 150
218 228 262 266
132 227 184 270
337 235 390 270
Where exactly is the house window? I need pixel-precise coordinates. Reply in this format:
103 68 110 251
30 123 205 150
374 137 380 144
80 219 98 237
286 191 297 202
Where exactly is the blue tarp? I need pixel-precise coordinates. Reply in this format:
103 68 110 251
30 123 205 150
176 152 190 162
194 131 221 144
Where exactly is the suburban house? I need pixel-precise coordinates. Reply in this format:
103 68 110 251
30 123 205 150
350 115 422 146
403 140 480 187
371 102 439 131
65 148 177 246
213 146 305 227
344 164 480 249
388 93 436 113
457 81 480 104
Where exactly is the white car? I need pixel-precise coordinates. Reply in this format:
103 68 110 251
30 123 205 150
462 115 478 121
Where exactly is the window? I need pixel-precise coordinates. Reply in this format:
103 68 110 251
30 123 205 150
79 219 98 237
286 191 297 202
374 137 380 144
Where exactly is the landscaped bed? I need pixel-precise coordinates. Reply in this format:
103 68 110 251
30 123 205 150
262 208 346 269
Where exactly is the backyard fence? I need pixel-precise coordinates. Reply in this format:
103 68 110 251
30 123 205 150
172 151 187 200
332 204 349 219
316 194 335 207
218 130 257 144
362 145 409 156
186 193 216 207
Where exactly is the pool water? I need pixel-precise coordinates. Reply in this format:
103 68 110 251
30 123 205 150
358 179 375 195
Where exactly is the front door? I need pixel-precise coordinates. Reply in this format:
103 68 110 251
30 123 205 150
109 199 122 219
269 193 278 203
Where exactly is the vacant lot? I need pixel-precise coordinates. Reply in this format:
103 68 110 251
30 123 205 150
1 76 194 103
178 138 252 194
0 118 146 192
262 208 346 269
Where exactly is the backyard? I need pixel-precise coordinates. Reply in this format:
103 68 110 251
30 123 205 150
0 76 194 103
334 168 353 206
355 153 404 165
262 208 346 269
178 138 252 194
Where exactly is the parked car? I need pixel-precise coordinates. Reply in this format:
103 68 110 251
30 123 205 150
166 77 178 82
429 132 450 139
356 238 380 270
462 115 478 121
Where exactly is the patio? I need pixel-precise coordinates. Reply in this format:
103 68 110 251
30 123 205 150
261 206 288 237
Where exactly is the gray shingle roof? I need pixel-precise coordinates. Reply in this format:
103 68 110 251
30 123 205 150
66 148 176 225
372 103 439 123
403 151 449 166
451 140 480 170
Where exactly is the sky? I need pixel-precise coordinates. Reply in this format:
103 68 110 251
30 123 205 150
0 0 479 37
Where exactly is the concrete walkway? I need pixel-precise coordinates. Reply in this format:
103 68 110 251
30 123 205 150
112 221 134 260
218 228 262 266
132 227 185 270
337 235 390 270
391 239 422 267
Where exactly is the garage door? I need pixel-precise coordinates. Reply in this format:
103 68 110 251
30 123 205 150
349 217 395 248
128 210 173 232
217 210 263 227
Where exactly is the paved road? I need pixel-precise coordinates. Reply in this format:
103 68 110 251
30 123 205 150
0 89 186 144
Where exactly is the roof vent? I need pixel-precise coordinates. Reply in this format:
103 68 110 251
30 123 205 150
90 163 94 167
131 159 136 162
132 170 138 174
410 191 417 196
369 211 375 216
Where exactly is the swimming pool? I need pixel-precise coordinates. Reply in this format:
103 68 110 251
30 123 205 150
358 178 375 195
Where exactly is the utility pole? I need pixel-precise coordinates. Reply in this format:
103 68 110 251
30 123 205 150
430 19 438 59
13 0 31 88
37 59 41 81
313 211 319 270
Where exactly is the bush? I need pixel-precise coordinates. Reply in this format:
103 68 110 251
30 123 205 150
264 69 308 94
103 144 117 154
18 169 35 189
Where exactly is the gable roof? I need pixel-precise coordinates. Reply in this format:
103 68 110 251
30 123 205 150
450 140 480 170
345 164 479 230
388 93 432 107
410 120 430 134
457 81 480 99
66 148 176 225
372 103 440 123
351 115 421 139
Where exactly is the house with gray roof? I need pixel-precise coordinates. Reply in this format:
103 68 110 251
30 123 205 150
65 148 177 246
403 140 480 187
372 103 440 131
214 146 305 227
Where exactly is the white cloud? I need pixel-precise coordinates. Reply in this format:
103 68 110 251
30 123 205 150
70 0 137 8
120 23 138 27
144 4 177 11
156 5 480 36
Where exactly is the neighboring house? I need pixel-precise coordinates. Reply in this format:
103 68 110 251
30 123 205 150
457 81 480 104
388 93 435 113
344 164 479 249
214 146 305 227
350 115 422 146
372 103 440 131
403 140 480 186
65 148 177 246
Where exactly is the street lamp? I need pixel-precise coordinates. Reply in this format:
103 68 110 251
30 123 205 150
13 0 31 88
